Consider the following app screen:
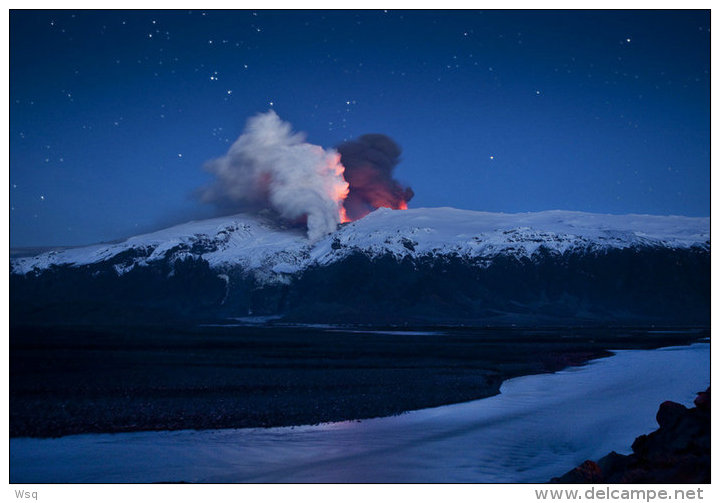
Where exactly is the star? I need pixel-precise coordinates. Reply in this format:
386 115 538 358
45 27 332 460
489 155 494 160
40 195 45 201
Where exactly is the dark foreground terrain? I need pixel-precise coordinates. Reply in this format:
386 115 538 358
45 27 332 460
10 323 708 438
553 388 711 484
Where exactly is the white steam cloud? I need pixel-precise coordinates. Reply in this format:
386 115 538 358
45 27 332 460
198 111 349 241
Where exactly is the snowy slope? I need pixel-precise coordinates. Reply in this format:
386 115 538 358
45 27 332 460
11 207 709 282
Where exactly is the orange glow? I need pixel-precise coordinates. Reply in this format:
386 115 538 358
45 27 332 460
339 206 350 223
329 154 351 224
332 155 410 223
339 198 409 223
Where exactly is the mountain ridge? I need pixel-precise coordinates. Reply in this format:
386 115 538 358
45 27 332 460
11 207 710 278
10 207 710 326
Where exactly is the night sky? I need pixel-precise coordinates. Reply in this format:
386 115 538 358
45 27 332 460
9 9 710 247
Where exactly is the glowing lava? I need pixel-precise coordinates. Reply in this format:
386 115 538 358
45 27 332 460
339 206 351 224
335 134 414 222
335 163 411 224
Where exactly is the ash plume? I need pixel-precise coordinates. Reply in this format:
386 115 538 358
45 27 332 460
336 134 414 221
198 111 349 241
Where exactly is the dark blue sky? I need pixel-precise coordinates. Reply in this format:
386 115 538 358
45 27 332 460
10 10 710 247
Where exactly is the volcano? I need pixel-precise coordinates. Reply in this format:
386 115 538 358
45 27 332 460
10 207 710 326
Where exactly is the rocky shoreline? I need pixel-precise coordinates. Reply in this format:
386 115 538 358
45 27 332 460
552 388 710 484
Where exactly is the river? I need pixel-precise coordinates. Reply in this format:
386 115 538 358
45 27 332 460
10 343 709 483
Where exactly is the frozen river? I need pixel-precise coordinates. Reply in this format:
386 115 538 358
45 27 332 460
10 343 709 483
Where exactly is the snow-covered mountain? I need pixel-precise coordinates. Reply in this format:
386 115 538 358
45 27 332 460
10 208 710 326
11 207 709 278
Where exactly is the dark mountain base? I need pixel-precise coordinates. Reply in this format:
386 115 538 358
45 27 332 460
10 324 706 438
10 246 710 327
551 388 710 484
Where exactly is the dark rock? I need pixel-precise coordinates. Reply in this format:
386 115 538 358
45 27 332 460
596 451 630 480
552 388 710 484
694 388 710 410
656 401 687 429
550 460 603 483
631 434 649 456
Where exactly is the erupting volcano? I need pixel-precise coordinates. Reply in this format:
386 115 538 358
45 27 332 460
337 134 415 221
199 111 412 240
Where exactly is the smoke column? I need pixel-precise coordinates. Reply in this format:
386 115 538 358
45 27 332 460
337 134 414 221
198 111 349 241
198 111 413 239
